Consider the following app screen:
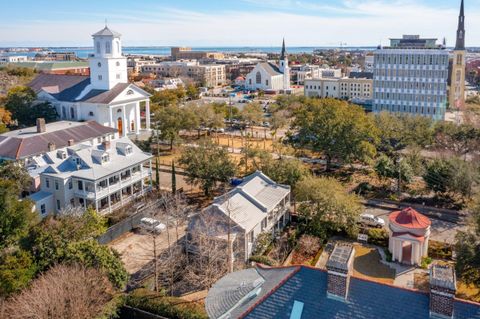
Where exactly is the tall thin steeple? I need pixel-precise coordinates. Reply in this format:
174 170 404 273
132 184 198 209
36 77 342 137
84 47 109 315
280 38 286 60
455 0 465 50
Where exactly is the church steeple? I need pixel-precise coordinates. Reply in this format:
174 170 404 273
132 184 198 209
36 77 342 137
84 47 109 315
280 38 286 61
455 0 465 50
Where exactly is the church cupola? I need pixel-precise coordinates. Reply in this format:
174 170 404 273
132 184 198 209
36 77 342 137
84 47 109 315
279 38 288 73
89 24 128 91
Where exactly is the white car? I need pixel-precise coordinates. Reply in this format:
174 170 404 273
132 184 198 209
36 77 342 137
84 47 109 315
140 217 167 233
358 213 385 228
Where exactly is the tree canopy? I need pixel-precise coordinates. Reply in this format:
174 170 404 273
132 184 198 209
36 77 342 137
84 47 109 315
295 176 362 240
292 98 379 170
0 180 37 249
155 104 198 149
179 140 236 196
4 86 57 127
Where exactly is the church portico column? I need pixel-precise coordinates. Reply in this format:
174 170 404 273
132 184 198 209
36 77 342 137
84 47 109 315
122 104 127 136
145 100 151 130
134 102 140 134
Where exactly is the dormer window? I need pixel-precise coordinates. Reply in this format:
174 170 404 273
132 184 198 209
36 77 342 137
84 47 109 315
101 154 110 163
125 145 132 155
57 150 67 160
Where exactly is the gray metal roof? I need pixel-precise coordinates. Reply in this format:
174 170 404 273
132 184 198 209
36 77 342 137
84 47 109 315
326 244 354 271
259 63 283 76
92 26 121 37
206 266 298 319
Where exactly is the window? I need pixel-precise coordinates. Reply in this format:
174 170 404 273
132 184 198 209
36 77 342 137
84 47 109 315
98 75 102 80
68 179 73 189
70 107 75 119
40 204 46 215
97 62 102 68
256 72 261 84
70 198 75 207
78 180 83 191
101 154 110 163
89 111 94 116
116 61 120 67
106 41 111 54
96 41 100 54
116 74 120 79
126 89 134 95
116 41 120 53
56 200 61 210
45 178 50 188
55 180 59 190
125 145 133 155
266 79 269 86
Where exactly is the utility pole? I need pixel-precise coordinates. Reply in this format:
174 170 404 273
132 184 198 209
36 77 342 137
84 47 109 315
397 157 402 196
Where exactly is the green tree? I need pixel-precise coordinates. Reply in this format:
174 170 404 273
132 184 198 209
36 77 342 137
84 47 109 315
155 105 198 150
0 250 37 296
150 87 186 108
423 157 478 198
434 121 480 157
295 176 362 240
0 161 32 194
293 98 379 170
373 112 434 155
179 140 236 196
259 156 309 189
65 240 128 289
240 102 263 125
455 197 480 286
197 103 225 131
23 208 107 270
374 154 413 183
0 180 37 249
4 86 57 127
185 83 200 100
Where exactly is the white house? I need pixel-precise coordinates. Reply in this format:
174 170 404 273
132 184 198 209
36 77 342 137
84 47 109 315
29 25 152 136
28 137 153 217
188 171 291 264
245 39 290 93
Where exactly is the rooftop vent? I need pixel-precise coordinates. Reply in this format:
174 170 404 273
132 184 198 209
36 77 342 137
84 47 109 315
47 142 56 152
430 264 456 318
67 139 75 146
326 243 355 300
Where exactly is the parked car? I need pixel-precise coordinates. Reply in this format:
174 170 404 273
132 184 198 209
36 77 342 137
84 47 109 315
358 214 385 228
140 217 167 233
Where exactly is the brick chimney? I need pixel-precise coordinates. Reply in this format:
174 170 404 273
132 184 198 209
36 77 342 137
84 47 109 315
68 139 75 146
102 140 111 150
430 264 456 318
47 142 56 152
326 243 355 300
36 118 46 133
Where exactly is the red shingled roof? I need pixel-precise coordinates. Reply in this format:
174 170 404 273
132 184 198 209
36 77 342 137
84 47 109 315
389 207 431 229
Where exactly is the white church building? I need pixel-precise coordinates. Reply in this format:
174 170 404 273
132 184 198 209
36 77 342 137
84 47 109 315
245 39 291 93
29 26 152 137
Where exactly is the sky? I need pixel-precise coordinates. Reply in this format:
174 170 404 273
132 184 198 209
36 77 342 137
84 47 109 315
0 0 479 47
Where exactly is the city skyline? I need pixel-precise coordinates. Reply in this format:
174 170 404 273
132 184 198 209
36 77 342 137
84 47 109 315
1 0 479 47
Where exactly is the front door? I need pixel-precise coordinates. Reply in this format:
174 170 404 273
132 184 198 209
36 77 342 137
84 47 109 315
402 242 412 265
117 117 123 136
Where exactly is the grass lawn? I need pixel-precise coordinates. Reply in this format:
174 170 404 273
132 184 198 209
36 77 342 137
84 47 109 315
353 244 395 285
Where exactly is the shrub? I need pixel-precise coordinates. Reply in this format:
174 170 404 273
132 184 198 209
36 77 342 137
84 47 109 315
126 289 207 319
253 232 273 256
428 241 453 260
249 255 274 266
421 257 433 269
367 228 389 247
383 248 393 262
296 235 321 257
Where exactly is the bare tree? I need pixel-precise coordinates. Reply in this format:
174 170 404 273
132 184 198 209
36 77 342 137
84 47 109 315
3 264 115 319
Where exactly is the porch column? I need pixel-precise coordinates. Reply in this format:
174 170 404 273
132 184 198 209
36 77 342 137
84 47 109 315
134 103 140 134
122 105 127 136
146 100 151 130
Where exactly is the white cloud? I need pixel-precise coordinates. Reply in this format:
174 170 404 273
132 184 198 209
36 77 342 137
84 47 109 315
0 0 478 47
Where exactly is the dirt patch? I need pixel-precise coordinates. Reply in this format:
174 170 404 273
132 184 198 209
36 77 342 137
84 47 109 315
414 272 430 292
457 281 480 303
353 244 395 284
